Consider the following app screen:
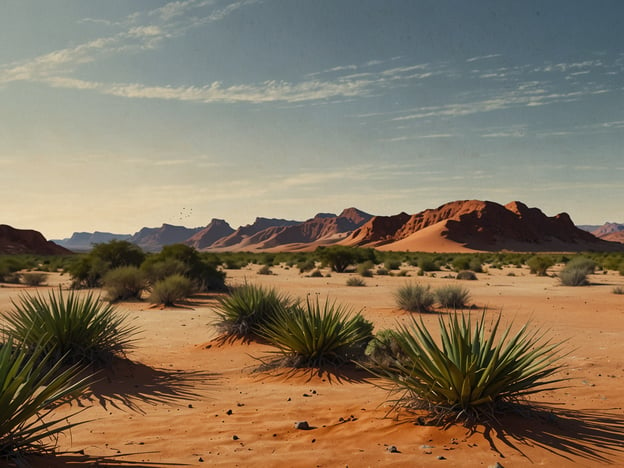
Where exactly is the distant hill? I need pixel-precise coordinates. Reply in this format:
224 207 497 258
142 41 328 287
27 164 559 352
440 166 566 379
52 231 132 251
209 217 301 250
0 224 72 255
185 219 235 249
589 222 624 244
130 224 203 252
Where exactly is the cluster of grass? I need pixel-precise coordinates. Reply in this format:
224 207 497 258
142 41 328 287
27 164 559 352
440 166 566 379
526 255 555 276
559 256 597 286
346 276 366 287
20 272 48 286
103 266 146 302
0 287 139 460
149 274 195 306
612 286 624 295
456 270 478 280
394 282 471 312
368 313 567 426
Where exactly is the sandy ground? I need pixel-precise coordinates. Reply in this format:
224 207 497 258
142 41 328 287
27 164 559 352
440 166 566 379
1 264 623 467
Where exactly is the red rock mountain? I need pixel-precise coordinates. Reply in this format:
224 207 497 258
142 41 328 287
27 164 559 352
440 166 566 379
130 224 203 252
206 208 373 251
342 200 623 252
209 217 301 250
185 219 235 249
590 223 624 244
0 225 71 255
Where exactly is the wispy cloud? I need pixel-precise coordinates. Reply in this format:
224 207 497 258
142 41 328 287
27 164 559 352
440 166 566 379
466 53 501 63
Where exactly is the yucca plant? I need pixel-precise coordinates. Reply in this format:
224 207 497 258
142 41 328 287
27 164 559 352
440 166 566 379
3 288 138 366
0 337 92 458
257 296 373 368
394 282 435 313
214 283 295 342
370 313 567 426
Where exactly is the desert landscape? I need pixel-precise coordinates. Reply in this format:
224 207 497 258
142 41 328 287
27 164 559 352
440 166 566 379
1 237 624 467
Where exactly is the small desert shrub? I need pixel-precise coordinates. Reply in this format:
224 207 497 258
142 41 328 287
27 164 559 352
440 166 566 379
559 265 590 286
3 288 138 366
565 256 596 274
103 266 147 302
365 329 406 368
526 255 555 276
257 265 273 275
297 259 316 273
456 270 478 281
257 297 373 367
394 283 435 313
308 269 323 278
435 285 471 309
141 258 187 283
0 337 92 459
20 272 48 286
396 269 409 277
369 313 567 426
384 259 402 271
376 267 389 276
149 274 195 306
346 276 366 287
215 283 294 342
612 286 624 295
356 261 374 278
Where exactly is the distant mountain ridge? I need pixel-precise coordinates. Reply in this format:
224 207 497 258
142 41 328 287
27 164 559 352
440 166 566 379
53 231 132 251
47 200 624 253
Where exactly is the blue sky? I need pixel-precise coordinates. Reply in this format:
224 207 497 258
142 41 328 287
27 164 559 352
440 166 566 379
1 0 622 238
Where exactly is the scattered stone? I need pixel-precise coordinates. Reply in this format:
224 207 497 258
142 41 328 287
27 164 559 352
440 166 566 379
294 421 310 430
188 404 193 408
420 444 435 449
198 457 204 462
386 445 399 453
303 393 312 397
488 463 504 468
232 435 239 441
437 456 446 460
226 409 233 415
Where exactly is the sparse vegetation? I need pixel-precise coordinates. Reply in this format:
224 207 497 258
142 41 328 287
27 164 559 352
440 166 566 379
369 313 567 426
257 296 373 368
526 255 555 276
456 270 478 281
435 284 471 309
612 286 624 295
394 282 435 313
103 266 147 302
346 276 366 287
3 288 138 366
257 264 273 275
149 274 195 306
20 272 47 286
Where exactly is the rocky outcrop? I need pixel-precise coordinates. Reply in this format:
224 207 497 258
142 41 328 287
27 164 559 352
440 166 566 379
0 225 72 255
185 219 235 249
130 224 203 252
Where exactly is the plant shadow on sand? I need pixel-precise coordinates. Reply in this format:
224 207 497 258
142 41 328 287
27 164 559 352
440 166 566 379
252 358 373 385
11 453 193 468
481 403 624 464
79 356 219 413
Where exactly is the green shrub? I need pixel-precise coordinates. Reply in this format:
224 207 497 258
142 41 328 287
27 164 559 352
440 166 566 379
257 297 373 367
316 246 376 273
369 313 567 425
452 256 471 272
3 289 138 366
308 269 324 278
417 255 439 272
257 265 273 275
526 255 555 276
0 337 92 459
68 240 146 288
297 259 316 273
356 261 374 277
376 267 389 276
103 266 147 302
384 259 402 271
559 266 589 286
346 276 366 287
394 283 435 313
435 285 471 309
20 272 48 286
215 283 294 342
456 270 478 281
149 274 195 306
565 256 596 275
141 258 187 283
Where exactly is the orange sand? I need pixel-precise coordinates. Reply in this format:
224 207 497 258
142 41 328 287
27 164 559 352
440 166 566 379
1 265 623 467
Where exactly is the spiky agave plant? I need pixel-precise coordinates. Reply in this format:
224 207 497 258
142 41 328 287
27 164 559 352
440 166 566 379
0 337 92 458
4 288 138 366
257 296 373 368
370 313 567 426
214 283 295 342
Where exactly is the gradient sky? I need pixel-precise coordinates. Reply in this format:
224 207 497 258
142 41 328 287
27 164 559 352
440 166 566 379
1 0 623 239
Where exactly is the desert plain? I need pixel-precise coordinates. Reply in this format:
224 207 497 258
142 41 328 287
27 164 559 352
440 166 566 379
1 261 623 468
